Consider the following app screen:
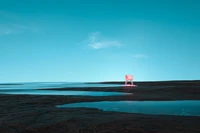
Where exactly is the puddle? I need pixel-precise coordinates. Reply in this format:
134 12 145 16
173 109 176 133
0 90 131 96
56 100 200 116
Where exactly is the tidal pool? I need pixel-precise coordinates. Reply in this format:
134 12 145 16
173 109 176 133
0 82 124 90
0 90 131 96
56 100 200 116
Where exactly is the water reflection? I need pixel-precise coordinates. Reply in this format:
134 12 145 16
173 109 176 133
0 82 124 90
0 90 131 96
56 100 200 116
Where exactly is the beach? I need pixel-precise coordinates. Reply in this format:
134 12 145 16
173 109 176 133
0 80 200 133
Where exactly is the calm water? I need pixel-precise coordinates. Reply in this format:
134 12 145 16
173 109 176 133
56 100 200 116
0 82 123 90
0 82 129 96
0 90 131 96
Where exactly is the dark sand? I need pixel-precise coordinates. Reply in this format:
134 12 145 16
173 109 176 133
0 80 200 133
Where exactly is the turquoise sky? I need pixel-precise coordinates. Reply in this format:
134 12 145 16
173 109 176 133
0 0 199 83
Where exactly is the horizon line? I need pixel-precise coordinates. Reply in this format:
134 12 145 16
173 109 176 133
0 79 200 84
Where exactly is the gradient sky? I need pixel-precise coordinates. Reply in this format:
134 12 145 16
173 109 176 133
0 0 200 83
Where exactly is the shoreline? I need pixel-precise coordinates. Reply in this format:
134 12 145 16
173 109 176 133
0 81 200 133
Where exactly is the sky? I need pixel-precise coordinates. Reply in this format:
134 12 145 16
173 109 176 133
0 0 200 83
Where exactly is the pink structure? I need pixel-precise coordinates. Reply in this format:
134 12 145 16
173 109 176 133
125 75 134 85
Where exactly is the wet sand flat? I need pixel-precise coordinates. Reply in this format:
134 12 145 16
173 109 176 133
0 80 200 133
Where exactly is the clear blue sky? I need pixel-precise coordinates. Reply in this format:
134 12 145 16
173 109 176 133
0 0 199 83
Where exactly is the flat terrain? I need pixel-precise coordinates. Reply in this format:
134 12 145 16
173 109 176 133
0 80 200 133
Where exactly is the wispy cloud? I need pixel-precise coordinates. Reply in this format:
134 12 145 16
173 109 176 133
0 11 39 35
0 11 19 19
82 32 121 49
89 40 121 49
0 29 12 35
0 23 38 35
0 24 25 35
131 54 149 59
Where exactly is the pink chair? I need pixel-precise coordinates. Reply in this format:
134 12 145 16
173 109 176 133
125 75 134 85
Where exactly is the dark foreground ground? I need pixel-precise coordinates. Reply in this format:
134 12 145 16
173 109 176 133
0 80 200 133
